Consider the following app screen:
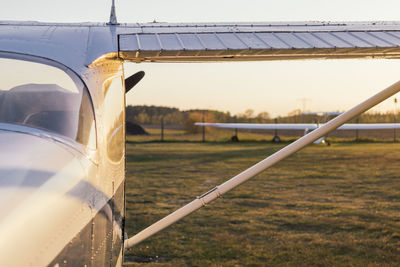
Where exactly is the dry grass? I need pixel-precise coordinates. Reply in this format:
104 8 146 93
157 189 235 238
124 140 400 266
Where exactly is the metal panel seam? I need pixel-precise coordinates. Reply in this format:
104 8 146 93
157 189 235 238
381 31 400 45
232 32 251 48
367 32 397 46
271 32 292 49
214 32 228 49
174 33 186 50
252 32 271 49
292 32 316 48
347 31 376 47
331 32 356 47
194 33 207 49
309 32 335 48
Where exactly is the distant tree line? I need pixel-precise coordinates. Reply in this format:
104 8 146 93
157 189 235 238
126 105 400 133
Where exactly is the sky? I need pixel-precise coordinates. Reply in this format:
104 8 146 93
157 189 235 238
2 0 400 117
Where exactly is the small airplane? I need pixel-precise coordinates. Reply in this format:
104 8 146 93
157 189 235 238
195 121 400 144
3 0 400 266
195 113 400 144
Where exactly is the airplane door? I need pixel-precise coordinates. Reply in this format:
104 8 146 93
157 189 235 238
92 74 125 266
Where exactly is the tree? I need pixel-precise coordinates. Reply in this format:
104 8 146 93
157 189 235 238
244 109 255 118
183 111 215 134
256 111 270 122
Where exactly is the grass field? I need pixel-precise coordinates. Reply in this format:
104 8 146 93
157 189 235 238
124 139 400 266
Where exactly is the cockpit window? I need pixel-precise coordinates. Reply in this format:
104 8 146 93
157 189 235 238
0 55 96 149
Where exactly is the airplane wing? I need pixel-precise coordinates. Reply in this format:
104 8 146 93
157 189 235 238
302 112 343 116
336 123 400 130
3 21 400 68
195 122 400 131
118 21 400 63
195 122 318 130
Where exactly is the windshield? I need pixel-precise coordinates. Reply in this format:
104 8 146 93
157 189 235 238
0 54 96 149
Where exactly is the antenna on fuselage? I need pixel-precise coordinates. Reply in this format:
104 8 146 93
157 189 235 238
108 0 119 25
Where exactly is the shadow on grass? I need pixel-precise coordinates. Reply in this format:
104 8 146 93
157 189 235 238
127 136 399 145
126 145 280 166
126 139 297 145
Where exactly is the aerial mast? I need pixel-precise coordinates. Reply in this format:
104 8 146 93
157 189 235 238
108 0 118 25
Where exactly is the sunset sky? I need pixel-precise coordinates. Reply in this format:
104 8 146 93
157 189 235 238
3 0 400 116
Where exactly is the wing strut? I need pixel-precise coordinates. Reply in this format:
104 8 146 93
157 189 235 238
124 80 400 250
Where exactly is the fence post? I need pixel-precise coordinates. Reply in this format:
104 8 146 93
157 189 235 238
161 117 164 142
355 117 359 141
202 111 205 142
